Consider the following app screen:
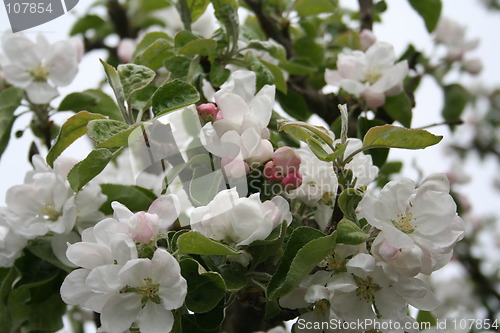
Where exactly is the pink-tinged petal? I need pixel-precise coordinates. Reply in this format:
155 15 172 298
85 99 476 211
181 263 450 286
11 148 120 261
3 63 32 87
148 194 181 229
60 269 93 305
249 84 275 129
46 40 78 86
25 81 58 104
93 218 128 244
112 201 134 222
67 242 113 269
371 60 408 93
86 264 123 293
324 69 343 85
215 92 249 126
138 302 174 333
119 258 152 287
339 78 367 96
362 87 385 108
375 177 415 222
2 34 40 68
100 294 141 333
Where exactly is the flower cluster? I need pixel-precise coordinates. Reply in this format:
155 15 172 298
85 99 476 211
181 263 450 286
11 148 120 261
0 33 82 104
325 42 408 108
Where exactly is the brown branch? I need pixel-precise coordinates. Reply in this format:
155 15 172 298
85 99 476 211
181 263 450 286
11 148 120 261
107 0 134 39
358 0 374 31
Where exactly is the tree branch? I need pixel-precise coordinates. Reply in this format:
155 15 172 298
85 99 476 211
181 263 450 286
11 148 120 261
358 0 374 31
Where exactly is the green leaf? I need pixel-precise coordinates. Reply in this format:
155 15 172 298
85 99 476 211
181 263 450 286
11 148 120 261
262 60 287 93
164 55 192 81
100 59 130 123
246 53 274 91
58 89 123 121
87 119 133 146
276 90 311 121
27 238 72 273
209 60 231 87
333 30 360 50
306 137 330 161
363 125 442 150
293 36 324 66
132 32 173 59
99 184 157 215
134 39 174 71
416 310 437 327
278 120 334 146
408 0 442 33
46 111 106 167
152 79 200 116
246 40 287 62
246 221 288 265
338 188 363 222
118 64 156 100
212 0 239 49
442 84 469 128
70 14 110 37
68 148 117 191
180 258 226 313
187 0 211 22
179 38 217 56
0 87 23 159
336 219 368 245
177 231 239 255
131 85 157 112
267 227 337 300
383 92 413 127
219 264 248 292
295 0 337 16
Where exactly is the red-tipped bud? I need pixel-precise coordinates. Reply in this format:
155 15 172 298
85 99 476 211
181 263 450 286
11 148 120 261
197 103 218 120
263 161 283 182
272 146 301 175
281 170 302 190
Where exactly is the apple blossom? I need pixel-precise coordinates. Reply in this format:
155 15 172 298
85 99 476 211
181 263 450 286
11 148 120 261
340 138 379 187
264 147 303 190
325 42 408 108
463 58 483 75
360 29 376 51
434 17 479 61
0 209 28 267
190 188 292 246
201 70 275 165
1 33 80 104
357 174 465 276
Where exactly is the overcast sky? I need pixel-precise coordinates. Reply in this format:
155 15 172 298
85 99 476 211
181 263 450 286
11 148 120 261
0 0 499 222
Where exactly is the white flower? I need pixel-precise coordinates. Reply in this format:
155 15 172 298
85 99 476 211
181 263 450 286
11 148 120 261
434 17 479 61
357 174 465 276
340 138 379 187
1 33 79 104
108 195 181 243
201 70 275 165
4 172 76 238
97 249 186 333
325 42 408 108
287 146 339 230
190 188 292 246
327 254 438 323
0 209 28 267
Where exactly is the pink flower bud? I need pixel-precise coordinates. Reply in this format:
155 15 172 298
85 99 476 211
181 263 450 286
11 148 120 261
281 170 302 190
117 39 136 63
129 212 156 243
263 161 283 182
360 29 376 51
363 87 386 108
272 146 301 175
378 241 399 261
197 103 218 120
463 58 483 75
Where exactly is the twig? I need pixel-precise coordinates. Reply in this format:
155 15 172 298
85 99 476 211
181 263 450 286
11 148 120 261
358 0 374 31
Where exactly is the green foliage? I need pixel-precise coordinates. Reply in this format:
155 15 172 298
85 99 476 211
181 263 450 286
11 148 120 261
178 38 218 56
0 87 23 159
118 64 156 100
278 120 334 147
336 219 368 245
68 148 118 191
180 258 227 313
177 232 240 255
442 84 470 130
362 125 443 150
99 184 157 215
152 79 200 116
267 227 337 300
58 89 123 121
46 111 106 167
295 0 337 16
87 119 139 148
408 0 442 32
383 93 413 127
100 59 131 123
338 188 364 222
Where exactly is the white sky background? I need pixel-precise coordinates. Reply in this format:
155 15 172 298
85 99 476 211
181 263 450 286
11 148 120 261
0 0 499 220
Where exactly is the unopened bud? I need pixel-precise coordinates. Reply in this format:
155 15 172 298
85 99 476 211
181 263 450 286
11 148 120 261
463 58 483 75
360 29 376 51
281 171 302 190
272 146 301 175
263 161 283 182
197 103 218 120
363 87 386 108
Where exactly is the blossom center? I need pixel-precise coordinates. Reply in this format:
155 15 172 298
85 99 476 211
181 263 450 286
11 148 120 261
39 202 61 221
322 252 346 273
314 299 330 316
353 275 381 303
121 278 162 305
392 212 416 234
365 70 382 84
31 64 49 80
